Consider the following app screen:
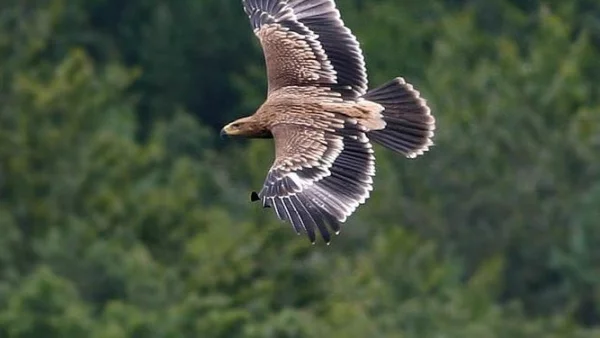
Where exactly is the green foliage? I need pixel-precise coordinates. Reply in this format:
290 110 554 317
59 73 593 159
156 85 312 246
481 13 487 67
0 0 599 337
0 267 92 338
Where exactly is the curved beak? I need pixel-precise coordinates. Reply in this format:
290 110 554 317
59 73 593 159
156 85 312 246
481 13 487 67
220 127 228 139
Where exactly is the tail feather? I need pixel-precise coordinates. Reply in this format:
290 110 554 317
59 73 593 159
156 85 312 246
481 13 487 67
363 77 435 158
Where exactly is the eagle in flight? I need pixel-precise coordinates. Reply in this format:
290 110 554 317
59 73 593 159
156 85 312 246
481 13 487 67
221 0 435 244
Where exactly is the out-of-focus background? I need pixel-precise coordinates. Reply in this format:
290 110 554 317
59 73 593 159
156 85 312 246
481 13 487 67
1 0 599 337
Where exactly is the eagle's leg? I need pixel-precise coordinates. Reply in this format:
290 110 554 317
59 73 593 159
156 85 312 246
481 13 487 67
251 191 271 208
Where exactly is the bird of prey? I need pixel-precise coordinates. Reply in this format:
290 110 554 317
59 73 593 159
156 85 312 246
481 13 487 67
221 0 435 244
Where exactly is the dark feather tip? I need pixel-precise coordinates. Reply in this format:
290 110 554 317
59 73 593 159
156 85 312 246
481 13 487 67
250 191 260 202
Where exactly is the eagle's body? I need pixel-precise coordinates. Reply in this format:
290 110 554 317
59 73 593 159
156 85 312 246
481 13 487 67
222 0 436 244
253 87 384 130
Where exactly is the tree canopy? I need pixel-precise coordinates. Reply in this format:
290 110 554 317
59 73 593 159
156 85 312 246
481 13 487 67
1 0 599 337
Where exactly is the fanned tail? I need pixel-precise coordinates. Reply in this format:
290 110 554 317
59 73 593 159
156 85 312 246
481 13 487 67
363 77 435 158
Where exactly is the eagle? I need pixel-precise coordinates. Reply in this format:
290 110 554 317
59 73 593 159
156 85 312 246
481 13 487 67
221 0 435 244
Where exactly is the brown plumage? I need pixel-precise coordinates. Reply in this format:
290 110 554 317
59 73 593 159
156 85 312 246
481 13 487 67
221 0 436 244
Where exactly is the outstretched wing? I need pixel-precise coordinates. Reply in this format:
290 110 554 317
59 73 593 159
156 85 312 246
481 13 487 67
242 0 368 99
256 119 375 244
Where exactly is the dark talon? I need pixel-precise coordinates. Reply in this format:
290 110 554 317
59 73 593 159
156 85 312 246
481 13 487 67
250 191 260 202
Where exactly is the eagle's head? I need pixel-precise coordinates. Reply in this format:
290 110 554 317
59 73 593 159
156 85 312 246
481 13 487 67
221 116 272 139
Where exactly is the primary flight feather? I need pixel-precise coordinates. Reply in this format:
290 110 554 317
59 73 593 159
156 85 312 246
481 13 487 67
221 0 436 244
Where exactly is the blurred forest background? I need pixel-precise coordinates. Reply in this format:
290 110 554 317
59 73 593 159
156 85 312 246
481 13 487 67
1 0 599 337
